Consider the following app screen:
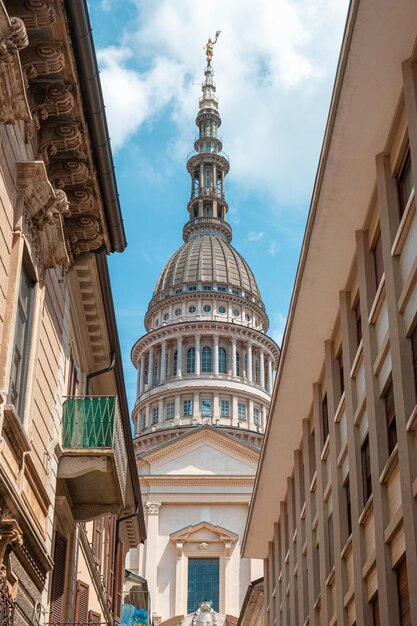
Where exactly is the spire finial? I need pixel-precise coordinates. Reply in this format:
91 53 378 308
204 30 221 64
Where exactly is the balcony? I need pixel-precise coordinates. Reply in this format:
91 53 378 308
58 396 127 521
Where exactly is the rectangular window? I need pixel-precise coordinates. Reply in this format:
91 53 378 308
355 298 362 346
152 407 159 424
327 512 334 574
188 286 197 292
187 558 219 614
397 150 413 218
183 399 193 416
217 286 227 292
166 402 175 419
203 285 212 291
67 350 78 396
141 414 146 430
238 402 247 420
397 559 410 626
372 595 380 626
9 265 35 420
220 400 229 416
201 399 212 416
345 477 352 537
253 407 260 424
322 394 329 445
361 435 372 505
338 351 345 396
384 381 397 455
373 231 384 290
411 325 417 400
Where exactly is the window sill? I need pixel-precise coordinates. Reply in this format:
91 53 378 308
380 444 399 484
310 470 317 493
334 393 345 423
321 435 330 461
359 494 373 525
2 403 31 462
341 534 352 559
361 550 376 579
391 187 415 257
350 339 363 379
326 566 335 587
406 404 417 431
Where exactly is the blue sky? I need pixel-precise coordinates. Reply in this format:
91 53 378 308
88 0 350 410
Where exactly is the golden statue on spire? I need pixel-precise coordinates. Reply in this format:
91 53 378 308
204 30 221 64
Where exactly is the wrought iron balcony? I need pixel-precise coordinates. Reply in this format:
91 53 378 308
58 396 127 521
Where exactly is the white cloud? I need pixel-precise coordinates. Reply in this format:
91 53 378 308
97 0 349 204
248 231 265 242
270 311 287 346
268 241 279 256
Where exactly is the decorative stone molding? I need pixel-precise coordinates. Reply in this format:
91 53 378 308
0 519 23 564
39 122 82 162
65 215 103 258
30 82 74 125
145 502 161 516
66 188 95 214
48 158 90 188
0 5 31 123
16 160 70 271
170 521 238 558
21 42 65 80
11 0 55 31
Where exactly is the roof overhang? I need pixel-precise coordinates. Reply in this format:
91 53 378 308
243 0 417 558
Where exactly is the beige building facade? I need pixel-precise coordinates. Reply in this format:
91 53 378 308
0 2 145 625
128 53 279 625
243 1 417 626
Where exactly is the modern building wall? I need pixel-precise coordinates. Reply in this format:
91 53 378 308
243 2 417 626
0 2 145 625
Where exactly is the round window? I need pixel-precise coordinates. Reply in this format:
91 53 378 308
163 313 169 320
245 314 251 322
218 306 226 314
174 308 182 316
188 306 197 313
203 305 212 313
232 309 240 317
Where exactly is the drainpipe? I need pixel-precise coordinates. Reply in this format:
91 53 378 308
85 351 116 395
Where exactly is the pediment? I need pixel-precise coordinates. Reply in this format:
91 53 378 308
137 426 259 476
170 521 238 545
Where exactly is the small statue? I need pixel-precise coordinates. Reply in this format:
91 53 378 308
192 602 217 626
204 31 221 64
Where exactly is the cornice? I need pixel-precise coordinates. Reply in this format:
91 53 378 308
140 475 255 486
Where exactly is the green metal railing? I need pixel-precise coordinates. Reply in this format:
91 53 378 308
62 396 117 449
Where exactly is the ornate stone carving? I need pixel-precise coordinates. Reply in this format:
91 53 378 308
192 603 218 626
64 215 103 258
198 542 209 551
17 160 70 271
12 0 55 31
145 502 161 515
0 6 31 123
21 42 64 80
48 158 90 188
38 122 82 162
0 520 23 564
30 82 74 122
66 189 95 214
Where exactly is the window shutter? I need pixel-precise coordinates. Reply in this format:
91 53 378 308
74 581 89 625
113 539 125 622
397 560 410 626
88 610 101 624
50 534 67 625
92 517 103 567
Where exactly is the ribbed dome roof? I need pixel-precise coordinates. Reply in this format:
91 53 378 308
153 235 261 300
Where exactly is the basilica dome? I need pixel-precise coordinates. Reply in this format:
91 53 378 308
151 234 261 303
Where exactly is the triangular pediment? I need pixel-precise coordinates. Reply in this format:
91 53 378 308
137 426 259 476
170 521 238 545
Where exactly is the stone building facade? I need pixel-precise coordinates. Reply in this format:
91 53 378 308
0 1 145 625
128 54 279 624
243 1 417 626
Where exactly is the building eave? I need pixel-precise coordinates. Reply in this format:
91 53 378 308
243 0 417 558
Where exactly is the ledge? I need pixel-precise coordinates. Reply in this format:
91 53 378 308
368 275 386 325
2 404 31 459
391 188 415 257
341 534 352 559
384 506 403 544
350 340 363 379
334 393 345 423
362 550 376 579
326 565 335 587
353 394 366 426
406 403 417 431
372 332 390 376
343 586 355 609
320 435 330 461
358 494 373 525
379 444 399 484
337 440 348 467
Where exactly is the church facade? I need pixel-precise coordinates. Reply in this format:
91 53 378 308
128 48 279 625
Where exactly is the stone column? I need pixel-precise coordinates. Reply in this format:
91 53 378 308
267 355 273 394
148 347 154 388
139 355 145 395
213 335 219 375
177 336 182 379
260 350 265 389
195 334 201 375
193 392 200 419
231 337 237 377
136 360 141 398
160 341 167 384
145 502 161 615
158 398 164 422
247 341 253 383
175 395 181 422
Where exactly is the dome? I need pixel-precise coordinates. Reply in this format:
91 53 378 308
152 235 261 301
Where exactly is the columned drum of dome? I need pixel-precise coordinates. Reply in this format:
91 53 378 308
129 40 280 625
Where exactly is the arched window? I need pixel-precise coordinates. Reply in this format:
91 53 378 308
153 359 159 385
187 347 196 374
202 346 212 372
236 351 240 377
219 347 227 374
173 351 178 377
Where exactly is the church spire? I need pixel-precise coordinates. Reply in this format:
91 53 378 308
183 35 232 244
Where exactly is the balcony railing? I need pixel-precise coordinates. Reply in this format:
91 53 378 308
59 396 127 520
